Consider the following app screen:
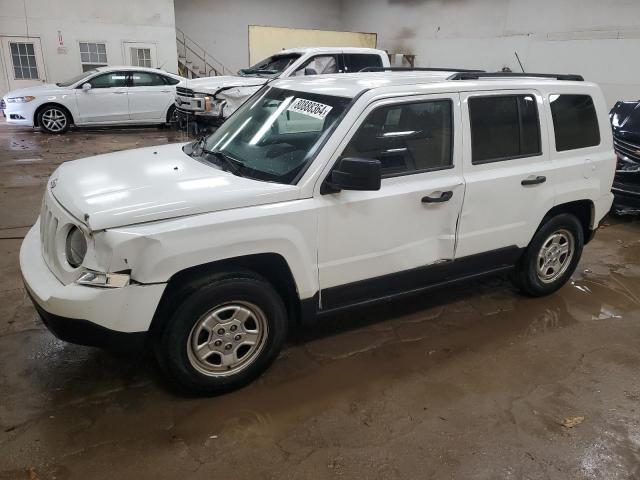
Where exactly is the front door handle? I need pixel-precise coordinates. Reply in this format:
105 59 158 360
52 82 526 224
521 175 546 186
113 91 127 94
422 191 453 203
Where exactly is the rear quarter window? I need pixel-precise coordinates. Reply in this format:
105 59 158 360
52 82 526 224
550 94 600 151
343 54 383 73
163 76 180 85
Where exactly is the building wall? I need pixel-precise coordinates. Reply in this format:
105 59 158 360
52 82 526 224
2 0 637 106
340 0 640 106
0 0 178 96
174 0 343 73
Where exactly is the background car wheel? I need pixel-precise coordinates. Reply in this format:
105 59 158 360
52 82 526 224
162 105 178 128
512 213 584 297
37 105 71 134
155 270 288 395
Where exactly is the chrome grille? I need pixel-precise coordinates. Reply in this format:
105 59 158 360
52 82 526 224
40 197 60 274
38 191 83 284
614 136 640 163
176 86 195 97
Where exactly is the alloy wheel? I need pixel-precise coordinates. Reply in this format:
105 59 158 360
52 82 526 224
536 229 575 284
187 301 268 377
41 108 67 132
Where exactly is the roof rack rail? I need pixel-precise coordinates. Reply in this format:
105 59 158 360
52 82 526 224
448 72 584 81
360 67 486 73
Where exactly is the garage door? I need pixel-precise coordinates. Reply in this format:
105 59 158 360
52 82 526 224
248 26 377 66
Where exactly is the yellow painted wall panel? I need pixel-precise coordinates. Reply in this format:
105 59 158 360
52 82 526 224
248 25 377 65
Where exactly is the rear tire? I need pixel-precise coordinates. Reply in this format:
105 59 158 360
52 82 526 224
154 270 287 395
37 105 71 134
164 105 178 127
512 214 584 297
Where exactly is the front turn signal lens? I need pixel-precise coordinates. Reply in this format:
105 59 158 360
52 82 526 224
76 270 130 288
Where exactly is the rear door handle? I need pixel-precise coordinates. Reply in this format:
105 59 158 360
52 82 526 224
521 175 546 186
113 91 127 94
422 191 453 203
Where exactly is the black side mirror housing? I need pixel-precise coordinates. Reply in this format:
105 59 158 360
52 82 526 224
327 157 381 192
304 67 318 76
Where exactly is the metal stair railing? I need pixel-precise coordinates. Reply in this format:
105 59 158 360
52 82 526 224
176 27 233 78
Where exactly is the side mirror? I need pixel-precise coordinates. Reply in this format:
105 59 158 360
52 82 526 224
81 82 92 91
304 67 318 76
328 157 381 192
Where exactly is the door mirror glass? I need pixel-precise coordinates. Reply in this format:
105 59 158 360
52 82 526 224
81 82 92 91
330 157 381 191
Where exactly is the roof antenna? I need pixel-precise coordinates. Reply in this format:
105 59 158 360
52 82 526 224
514 52 525 73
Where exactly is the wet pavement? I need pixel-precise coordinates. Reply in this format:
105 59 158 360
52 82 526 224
1 121 640 479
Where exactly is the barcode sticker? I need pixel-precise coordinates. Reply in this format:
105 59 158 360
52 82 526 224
287 98 333 119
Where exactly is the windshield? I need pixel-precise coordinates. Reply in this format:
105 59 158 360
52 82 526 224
56 70 98 87
238 54 301 77
191 87 352 184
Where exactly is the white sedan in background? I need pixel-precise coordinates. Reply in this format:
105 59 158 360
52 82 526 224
2 66 186 133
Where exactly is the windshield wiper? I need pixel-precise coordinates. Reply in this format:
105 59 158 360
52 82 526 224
203 149 242 176
185 136 207 157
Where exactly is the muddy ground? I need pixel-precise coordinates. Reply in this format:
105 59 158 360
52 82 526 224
0 121 639 479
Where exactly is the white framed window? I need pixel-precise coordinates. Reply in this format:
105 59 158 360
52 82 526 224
79 42 108 72
131 48 152 68
10 42 39 79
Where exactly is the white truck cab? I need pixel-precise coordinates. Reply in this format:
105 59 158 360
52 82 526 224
21 70 615 394
174 47 389 130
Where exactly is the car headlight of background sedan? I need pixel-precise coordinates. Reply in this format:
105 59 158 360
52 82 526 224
6 96 36 103
65 226 87 268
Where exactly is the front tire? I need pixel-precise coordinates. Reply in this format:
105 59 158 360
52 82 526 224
155 271 287 395
512 214 584 297
37 105 71 133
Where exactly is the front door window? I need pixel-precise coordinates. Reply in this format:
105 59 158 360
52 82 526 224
341 99 454 177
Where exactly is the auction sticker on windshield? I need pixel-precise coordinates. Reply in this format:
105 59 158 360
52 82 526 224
287 98 333 120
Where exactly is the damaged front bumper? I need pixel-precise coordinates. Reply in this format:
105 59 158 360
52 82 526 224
176 107 226 129
20 224 166 345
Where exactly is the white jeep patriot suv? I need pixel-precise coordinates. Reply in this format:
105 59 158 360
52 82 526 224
174 47 389 130
21 70 615 394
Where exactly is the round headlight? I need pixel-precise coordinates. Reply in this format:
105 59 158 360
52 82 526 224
65 226 87 268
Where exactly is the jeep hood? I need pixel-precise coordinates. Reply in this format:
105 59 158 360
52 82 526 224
184 75 267 94
49 143 299 231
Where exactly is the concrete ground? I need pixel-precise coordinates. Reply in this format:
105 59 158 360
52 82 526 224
0 121 639 480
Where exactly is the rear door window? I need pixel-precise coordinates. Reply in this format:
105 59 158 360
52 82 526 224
130 71 168 87
549 94 600 151
469 94 541 164
343 54 383 73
